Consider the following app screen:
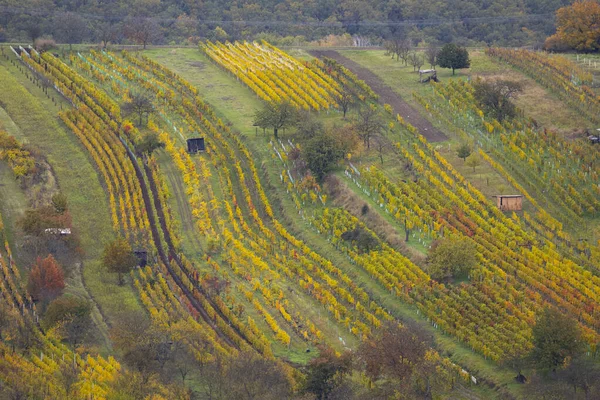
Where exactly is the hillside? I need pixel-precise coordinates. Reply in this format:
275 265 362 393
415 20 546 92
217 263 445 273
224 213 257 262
0 36 599 399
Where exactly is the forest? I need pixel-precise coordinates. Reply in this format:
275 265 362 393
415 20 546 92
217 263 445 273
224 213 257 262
0 0 572 46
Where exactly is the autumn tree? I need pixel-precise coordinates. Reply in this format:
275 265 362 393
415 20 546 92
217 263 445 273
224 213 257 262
426 236 477 281
473 78 523 121
122 91 154 127
223 352 292 400
101 237 138 285
43 295 92 348
303 345 353 400
531 307 585 371
457 143 472 162
302 127 352 182
358 322 428 382
545 1 600 52
136 130 165 156
111 311 172 386
437 43 470 75
253 101 298 139
557 356 600 399
27 254 65 304
465 153 481 173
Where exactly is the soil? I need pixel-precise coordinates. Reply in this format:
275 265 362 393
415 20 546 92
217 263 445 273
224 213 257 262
311 50 448 142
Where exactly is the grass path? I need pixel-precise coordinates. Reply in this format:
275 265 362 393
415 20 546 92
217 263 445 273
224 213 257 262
0 58 144 352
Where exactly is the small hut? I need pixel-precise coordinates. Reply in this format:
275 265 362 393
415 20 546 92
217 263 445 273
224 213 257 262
492 195 523 211
186 137 205 154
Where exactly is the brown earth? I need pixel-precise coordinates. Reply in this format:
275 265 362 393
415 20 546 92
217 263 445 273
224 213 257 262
311 50 448 142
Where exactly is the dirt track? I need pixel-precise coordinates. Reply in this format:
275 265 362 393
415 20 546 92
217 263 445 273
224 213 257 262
311 50 448 142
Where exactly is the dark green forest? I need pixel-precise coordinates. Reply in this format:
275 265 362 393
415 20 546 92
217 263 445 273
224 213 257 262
0 0 573 46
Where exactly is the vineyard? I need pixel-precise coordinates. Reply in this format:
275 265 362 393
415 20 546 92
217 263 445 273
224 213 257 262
0 38 599 399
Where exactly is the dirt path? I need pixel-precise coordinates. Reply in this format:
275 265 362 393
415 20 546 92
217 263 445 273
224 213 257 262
311 50 448 142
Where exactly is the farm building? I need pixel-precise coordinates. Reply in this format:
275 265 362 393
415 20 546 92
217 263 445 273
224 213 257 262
492 195 523 211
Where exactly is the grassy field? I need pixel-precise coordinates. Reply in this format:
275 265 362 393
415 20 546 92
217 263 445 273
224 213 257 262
0 59 144 352
340 49 591 133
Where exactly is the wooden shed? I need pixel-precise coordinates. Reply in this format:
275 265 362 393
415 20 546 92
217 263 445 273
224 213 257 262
492 195 523 211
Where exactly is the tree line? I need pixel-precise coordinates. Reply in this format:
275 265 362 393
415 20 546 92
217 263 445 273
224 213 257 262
0 0 571 47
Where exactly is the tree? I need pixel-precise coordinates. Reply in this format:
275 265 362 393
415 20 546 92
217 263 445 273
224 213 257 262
465 153 481 172
358 322 429 383
425 45 439 69
473 78 523 121
384 38 411 65
122 91 154 127
410 52 424 72
531 307 585 371
136 131 165 156
302 130 347 182
94 21 120 49
426 236 477 281
457 143 472 162
437 43 470 75
296 113 324 138
23 17 44 44
545 1 600 52
336 85 356 118
51 192 68 214
354 105 383 150
223 352 292 400
27 254 65 304
341 226 379 253
53 12 87 51
557 356 600 400
101 237 138 285
253 101 298 139
111 311 172 385
304 345 353 400
43 295 92 348
124 17 162 49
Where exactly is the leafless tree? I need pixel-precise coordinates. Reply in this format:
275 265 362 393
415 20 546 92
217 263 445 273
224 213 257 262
337 85 356 118
354 106 383 150
410 52 424 72
95 22 120 49
53 12 87 50
384 38 411 65
425 45 439 69
124 17 162 49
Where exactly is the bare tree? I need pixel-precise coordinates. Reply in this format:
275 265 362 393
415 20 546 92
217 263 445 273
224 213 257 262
53 12 87 51
354 106 383 150
337 84 356 118
384 38 411 65
94 22 120 49
224 352 292 400
425 45 439 69
124 17 162 49
410 52 424 72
